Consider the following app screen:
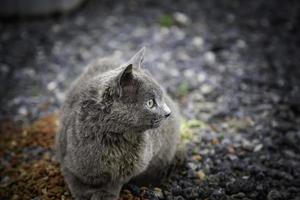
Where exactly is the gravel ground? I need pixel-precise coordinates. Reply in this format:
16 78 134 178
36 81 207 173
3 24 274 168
0 0 300 199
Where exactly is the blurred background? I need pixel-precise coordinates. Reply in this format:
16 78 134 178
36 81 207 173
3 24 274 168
0 0 300 199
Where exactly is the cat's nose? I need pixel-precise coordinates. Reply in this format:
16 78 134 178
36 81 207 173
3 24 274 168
165 112 171 118
162 103 171 118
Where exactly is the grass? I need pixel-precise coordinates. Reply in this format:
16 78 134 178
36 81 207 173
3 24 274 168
178 80 189 98
180 119 205 143
159 14 174 28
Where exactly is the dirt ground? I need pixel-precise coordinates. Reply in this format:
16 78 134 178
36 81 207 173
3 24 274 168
0 0 300 199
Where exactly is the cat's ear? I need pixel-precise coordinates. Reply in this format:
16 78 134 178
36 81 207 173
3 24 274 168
115 64 134 98
127 47 146 69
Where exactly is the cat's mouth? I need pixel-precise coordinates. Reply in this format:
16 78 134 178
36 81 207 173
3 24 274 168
151 119 163 128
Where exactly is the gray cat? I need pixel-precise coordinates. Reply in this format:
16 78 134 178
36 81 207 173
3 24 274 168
55 47 181 200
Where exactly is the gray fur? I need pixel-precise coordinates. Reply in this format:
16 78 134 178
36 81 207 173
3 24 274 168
55 47 181 200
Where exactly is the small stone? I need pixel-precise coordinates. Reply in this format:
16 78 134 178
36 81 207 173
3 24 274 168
140 186 148 191
226 13 236 22
75 16 85 26
183 69 194 78
242 139 254 151
256 184 264 191
200 84 213 94
177 52 190 61
192 37 204 48
22 130 28 137
18 106 28 115
197 72 206 83
196 170 206 180
51 24 61 33
211 138 220 145
0 64 9 74
253 144 263 152
285 131 298 147
203 51 216 64
154 187 164 199
173 12 191 26
22 68 35 77
222 138 232 146
199 149 209 155
123 193 133 200
192 155 203 161
210 188 225 200
122 189 131 194
55 90 65 103
228 145 235 154
236 39 247 49
187 162 197 171
182 187 199 199
228 154 238 160
42 188 47 195
174 196 185 200
267 189 282 200
47 81 58 91
231 192 246 198
10 140 17 147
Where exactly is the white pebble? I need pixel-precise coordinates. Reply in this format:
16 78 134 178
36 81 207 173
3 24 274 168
254 144 263 152
173 12 191 25
203 51 216 64
47 81 57 91
183 69 194 78
18 106 28 115
197 72 206 82
201 84 213 94
192 37 204 48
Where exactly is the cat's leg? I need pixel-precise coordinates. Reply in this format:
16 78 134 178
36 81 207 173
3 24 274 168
128 156 171 186
174 142 187 165
62 167 122 200
61 166 91 200
129 144 186 186
90 185 122 200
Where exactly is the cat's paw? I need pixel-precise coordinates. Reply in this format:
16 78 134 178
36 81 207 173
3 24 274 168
90 192 118 200
90 186 121 200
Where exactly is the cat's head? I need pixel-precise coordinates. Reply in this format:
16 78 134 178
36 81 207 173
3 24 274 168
86 47 172 132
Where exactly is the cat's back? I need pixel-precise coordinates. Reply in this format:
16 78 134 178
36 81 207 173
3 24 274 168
56 58 119 159
62 57 119 107
83 57 120 79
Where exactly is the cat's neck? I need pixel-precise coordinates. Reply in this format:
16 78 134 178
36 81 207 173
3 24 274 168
98 129 146 148
76 111 147 144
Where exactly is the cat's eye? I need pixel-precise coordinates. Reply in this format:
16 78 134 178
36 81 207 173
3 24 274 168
146 99 155 108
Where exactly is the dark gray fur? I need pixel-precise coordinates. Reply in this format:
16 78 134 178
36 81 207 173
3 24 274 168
55 48 181 200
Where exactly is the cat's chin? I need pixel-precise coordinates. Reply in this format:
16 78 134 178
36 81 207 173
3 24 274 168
134 120 163 131
151 123 160 129
139 123 161 131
